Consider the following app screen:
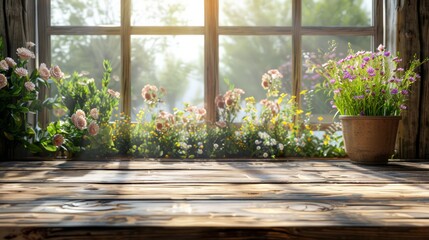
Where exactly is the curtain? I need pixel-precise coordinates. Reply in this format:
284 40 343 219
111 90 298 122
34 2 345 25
0 0 28 58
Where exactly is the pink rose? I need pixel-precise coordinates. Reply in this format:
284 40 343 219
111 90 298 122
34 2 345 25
215 121 227 128
268 69 283 79
155 121 165 131
52 134 64 147
141 84 159 102
90 108 99 120
24 82 35 91
215 95 225 109
88 121 99 136
71 114 77 125
225 97 234 107
39 63 50 80
0 74 7 90
75 109 86 118
0 60 9 71
233 88 245 95
108 89 120 98
26 42 36 48
197 107 206 116
15 67 28 77
75 115 87 130
5 57 16 67
50 65 64 80
16 47 35 60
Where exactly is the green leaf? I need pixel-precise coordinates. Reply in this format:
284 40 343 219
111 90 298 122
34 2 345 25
4 131 14 140
47 124 56 135
41 141 57 152
7 104 17 109
26 127 35 136
11 113 22 127
27 143 43 153
20 107 29 113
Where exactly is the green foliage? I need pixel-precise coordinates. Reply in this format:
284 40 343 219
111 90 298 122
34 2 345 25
124 70 345 159
112 113 132 155
39 60 120 154
0 41 51 154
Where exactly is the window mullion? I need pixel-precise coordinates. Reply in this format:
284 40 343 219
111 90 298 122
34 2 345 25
205 0 219 123
374 0 384 47
37 0 51 127
292 0 302 114
121 0 132 116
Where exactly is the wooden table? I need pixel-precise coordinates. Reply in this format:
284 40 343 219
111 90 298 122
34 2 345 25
1 159 429 239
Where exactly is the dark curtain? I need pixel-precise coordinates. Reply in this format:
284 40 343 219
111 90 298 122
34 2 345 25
0 0 28 58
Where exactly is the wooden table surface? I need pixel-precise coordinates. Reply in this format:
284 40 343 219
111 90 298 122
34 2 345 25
1 158 429 239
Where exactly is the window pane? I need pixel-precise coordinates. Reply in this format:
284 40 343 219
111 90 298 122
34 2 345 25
302 35 373 122
219 35 293 120
220 0 292 26
131 36 204 120
302 0 373 26
51 0 120 26
51 35 122 119
131 0 204 26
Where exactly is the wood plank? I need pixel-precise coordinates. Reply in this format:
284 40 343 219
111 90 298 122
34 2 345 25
2 168 429 184
2 159 429 171
2 226 429 240
1 183 429 201
418 0 429 158
397 0 422 158
1 200 429 227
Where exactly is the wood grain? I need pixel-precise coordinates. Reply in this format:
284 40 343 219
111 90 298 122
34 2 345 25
2 199 429 227
1 183 429 201
1 158 429 238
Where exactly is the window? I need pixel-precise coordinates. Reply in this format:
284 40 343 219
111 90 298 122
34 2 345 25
38 0 382 123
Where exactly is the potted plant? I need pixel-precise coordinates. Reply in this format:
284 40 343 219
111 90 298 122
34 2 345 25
315 43 427 164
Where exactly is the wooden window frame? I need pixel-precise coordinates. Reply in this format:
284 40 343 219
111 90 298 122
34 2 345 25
37 0 383 124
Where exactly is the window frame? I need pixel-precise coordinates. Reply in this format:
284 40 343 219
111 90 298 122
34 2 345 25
37 0 383 124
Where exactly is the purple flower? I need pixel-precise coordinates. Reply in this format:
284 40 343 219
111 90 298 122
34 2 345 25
401 90 409 95
343 70 356 80
333 88 341 94
400 104 407 110
381 89 386 94
390 88 399 95
367 67 376 77
393 57 402 62
363 56 370 62
409 76 416 82
330 79 336 84
384 51 391 57
353 95 365 100
396 68 404 72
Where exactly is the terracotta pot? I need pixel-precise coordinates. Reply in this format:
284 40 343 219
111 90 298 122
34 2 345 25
339 116 401 165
